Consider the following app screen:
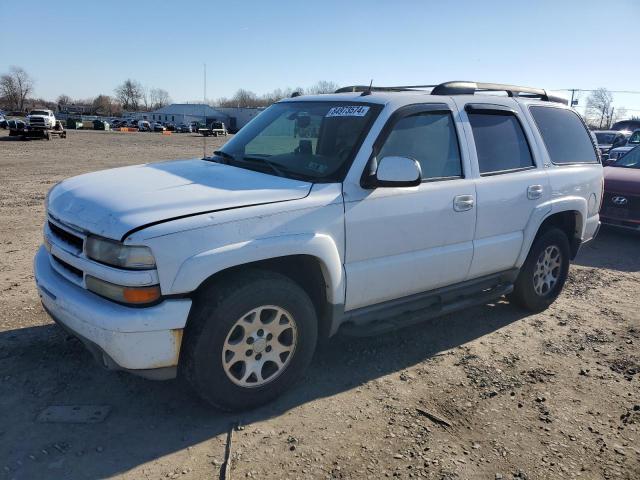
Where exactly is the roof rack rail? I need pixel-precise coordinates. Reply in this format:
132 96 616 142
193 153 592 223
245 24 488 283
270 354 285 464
431 81 567 104
334 81 567 104
334 85 434 93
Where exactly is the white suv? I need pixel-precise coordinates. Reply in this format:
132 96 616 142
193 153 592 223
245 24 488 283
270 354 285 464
35 81 603 410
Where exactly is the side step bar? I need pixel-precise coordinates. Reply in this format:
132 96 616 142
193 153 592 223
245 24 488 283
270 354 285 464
338 271 517 337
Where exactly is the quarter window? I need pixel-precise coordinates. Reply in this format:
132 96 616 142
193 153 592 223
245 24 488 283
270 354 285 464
468 112 534 174
378 112 462 180
529 106 598 164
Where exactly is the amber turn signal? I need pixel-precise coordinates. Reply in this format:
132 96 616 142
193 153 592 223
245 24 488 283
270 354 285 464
86 276 161 305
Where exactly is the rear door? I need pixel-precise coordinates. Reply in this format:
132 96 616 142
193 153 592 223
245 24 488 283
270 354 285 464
454 99 551 279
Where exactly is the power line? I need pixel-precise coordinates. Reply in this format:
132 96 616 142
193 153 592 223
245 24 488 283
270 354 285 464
554 89 640 95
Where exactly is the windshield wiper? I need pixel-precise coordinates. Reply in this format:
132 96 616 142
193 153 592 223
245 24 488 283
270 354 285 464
242 156 287 178
211 151 312 181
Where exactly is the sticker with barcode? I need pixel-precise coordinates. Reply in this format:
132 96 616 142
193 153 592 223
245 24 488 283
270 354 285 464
326 106 370 117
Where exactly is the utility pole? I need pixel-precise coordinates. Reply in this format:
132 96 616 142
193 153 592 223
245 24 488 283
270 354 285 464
203 63 207 158
569 89 578 107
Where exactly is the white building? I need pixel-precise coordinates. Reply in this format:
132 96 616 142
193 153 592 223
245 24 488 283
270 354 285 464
137 104 266 132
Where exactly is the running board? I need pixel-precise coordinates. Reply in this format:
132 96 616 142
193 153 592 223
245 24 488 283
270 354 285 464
338 274 515 337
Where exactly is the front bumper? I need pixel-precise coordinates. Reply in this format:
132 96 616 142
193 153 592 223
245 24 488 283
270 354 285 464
34 246 192 378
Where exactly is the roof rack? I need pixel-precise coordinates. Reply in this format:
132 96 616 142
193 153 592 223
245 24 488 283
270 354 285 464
335 81 568 105
334 85 435 93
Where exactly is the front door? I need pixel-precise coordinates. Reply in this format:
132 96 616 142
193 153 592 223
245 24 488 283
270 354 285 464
343 103 476 311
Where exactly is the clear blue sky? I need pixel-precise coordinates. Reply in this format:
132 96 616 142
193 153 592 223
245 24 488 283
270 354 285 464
2 0 639 114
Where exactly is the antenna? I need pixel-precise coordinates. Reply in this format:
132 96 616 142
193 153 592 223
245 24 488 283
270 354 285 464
360 79 373 96
202 63 207 158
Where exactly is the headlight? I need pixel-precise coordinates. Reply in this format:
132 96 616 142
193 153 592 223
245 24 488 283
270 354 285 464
85 236 156 270
86 276 161 305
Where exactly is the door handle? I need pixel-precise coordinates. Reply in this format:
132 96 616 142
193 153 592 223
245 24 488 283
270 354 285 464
453 194 474 212
527 184 544 200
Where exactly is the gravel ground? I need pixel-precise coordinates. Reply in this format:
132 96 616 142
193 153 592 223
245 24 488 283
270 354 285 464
0 129 638 480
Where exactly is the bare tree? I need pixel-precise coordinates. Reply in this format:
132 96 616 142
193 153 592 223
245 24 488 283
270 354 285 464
0 66 34 111
150 88 171 109
114 79 143 111
585 88 614 129
306 80 339 95
92 95 114 115
57 94 72 107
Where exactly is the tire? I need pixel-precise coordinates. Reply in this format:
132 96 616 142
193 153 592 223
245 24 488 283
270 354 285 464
180 270 318 411
510 227 570 312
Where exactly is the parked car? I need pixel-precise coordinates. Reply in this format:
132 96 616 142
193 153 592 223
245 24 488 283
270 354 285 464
164 123 176 132
600 145 640 231
177 123 192 133
611 119 640 133
8 119 27 136
35 81 602 411
0 115 7 129
93 120 110 131
152 122 166 132
138 120 152 132
593 130 629 159
607 129 640 162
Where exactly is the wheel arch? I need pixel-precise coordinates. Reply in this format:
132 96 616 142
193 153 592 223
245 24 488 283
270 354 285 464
171 234 345 340
518 202 586 267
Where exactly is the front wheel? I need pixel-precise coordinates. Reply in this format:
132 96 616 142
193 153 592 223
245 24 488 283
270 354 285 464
180 270 318 411
510 228 570 312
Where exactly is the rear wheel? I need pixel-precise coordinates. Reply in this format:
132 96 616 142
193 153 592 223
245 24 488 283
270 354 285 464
510 228 570 312
181 270 318 411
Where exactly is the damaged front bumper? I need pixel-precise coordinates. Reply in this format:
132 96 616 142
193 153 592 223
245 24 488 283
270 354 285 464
34 246 192 379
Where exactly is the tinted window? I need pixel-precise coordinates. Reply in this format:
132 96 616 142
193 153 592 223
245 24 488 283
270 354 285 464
628 130 640 144
468 112 534 174
378 112 462 180
529 106 598 164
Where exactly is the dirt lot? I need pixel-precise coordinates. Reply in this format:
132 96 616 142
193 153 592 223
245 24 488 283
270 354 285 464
0 129 638 480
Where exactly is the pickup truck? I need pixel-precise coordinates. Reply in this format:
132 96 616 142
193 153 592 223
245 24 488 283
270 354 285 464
198 121 228 137
35 81 603 411
26 109 56 129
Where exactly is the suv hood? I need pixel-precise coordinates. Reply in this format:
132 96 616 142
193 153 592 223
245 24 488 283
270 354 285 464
48 159 312 241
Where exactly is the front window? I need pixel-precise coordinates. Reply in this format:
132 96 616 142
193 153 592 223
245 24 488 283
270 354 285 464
30 110 49 116
212 101 381 182
613 146 640 169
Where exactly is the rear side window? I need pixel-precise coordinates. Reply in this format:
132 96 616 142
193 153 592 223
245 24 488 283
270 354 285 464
529 106 598 164
468 112 534 175
378 112 462 180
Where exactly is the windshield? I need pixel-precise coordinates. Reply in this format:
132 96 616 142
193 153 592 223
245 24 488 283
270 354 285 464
595 132 617 144
29 110 49 116
613 146 640 169
212 101 381 182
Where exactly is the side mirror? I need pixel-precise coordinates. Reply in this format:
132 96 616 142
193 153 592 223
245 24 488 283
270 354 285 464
368 156 422 188
603 158 616 166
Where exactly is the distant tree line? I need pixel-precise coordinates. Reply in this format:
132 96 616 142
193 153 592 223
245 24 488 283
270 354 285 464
0 68 342 115
0 67 172 115
214 81 339 108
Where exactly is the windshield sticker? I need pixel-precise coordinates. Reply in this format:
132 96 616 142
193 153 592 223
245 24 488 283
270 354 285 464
326 106 370 118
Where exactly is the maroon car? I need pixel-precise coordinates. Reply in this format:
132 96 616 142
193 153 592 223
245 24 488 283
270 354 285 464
601 145 640 230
